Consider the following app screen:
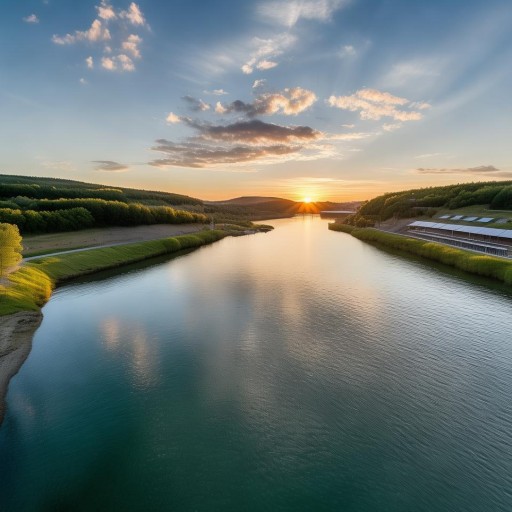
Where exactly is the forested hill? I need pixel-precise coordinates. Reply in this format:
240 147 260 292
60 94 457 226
0 174 202 206
0 174 207 234
345 180 512 226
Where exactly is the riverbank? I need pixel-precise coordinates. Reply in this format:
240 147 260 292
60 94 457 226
329 223 512 285
1 229 232 318
0 312 42 425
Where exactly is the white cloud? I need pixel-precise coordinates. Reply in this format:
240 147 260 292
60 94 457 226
328 88 427 122
215 102 227 114
253 79 266 89
414 153 443 159
53 2 147 72
117 54 135 71
383 59 441 88
203 89 229 96
342 123 355 128
120 2 146 26
122 34 142 58
339 45 355 57
241 33 296 74
382 123 402 132
256 60 278 70
258 0 348 27
23 14 39 24
52 18 111 44
79 78 88 85
166 112 181 124
101 56 116 70
97 1 116 20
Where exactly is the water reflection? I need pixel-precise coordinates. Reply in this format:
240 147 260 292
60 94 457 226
100 318 158 389
2 217 512 511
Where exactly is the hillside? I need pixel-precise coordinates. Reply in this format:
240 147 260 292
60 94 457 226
0 174 202 207
0 174 207 234
343 180 512 227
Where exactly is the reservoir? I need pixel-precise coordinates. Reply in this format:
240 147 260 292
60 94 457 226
1 216 512 511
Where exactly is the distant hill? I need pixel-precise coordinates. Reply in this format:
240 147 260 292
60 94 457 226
210 196 294 206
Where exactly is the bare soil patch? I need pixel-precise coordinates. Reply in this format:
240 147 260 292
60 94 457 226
22 223 207 255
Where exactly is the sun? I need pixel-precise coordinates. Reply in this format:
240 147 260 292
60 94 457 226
303 197 312 203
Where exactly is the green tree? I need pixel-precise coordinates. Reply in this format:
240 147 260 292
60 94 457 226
0 223 22 278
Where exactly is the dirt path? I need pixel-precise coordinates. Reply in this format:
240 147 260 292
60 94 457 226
22 223 207 256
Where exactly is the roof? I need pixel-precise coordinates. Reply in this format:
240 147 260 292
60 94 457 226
408 220 512 239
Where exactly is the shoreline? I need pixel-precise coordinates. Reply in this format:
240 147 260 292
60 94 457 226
0 227 271 425
0 312 42 425
329 224 512 285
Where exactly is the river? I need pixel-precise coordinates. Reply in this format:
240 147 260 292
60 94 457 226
1 216 512 511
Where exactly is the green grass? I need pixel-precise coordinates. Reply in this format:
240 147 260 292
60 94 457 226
328 222 356 234
22 245 90 258
335 227 512 285
0 266 52 315
0 230 227 316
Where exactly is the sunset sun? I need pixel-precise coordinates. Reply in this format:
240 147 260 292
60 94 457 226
303 197 312 203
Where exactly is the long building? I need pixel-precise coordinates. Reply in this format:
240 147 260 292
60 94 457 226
407 220 512 257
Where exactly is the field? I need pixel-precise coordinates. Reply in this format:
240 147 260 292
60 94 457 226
22 223 207 256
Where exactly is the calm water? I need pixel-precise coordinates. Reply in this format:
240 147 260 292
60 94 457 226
1 216 512 511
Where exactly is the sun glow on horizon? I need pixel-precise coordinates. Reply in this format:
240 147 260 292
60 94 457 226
303 197 312 203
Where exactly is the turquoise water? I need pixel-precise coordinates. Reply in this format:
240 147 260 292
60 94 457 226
1 216 512 511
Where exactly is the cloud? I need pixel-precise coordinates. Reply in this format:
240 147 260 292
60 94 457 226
23 14 39 24
53 2 147 72
52 19 111 44
120 2 146 26
150 116 367 169
182 96 211 112
97 0 116 20
79 77 88 85
339 45 355 58
203 89 228 96
150 141 301 168
416 165 503 175
166 112 181 124
217 87 317 117
258 0 349 27
383 123 402 132
328 88 429 121
93 160 129 171
241 33 296 74
186 119 322 145
383 58 441 88
414 153 443 159
256 60 278 70
101 56 116 70
122 34 142 58
253 79 266 89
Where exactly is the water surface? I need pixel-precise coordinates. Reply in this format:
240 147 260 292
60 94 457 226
1 216 512 511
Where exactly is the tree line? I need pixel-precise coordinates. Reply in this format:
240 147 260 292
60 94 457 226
0 199 208 234
343 181 512 226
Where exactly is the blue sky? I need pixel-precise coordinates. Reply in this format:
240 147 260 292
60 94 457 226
1 0 511 200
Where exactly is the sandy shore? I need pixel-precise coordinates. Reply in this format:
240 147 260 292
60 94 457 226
22 223 207 255
0 312 42 425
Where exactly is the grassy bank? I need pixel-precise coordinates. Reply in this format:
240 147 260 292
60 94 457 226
329 224 512 285
0 230 227 316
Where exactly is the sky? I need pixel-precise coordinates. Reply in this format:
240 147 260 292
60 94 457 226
1 0 512 201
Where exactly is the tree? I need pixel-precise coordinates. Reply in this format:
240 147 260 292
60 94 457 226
0 223 22 278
